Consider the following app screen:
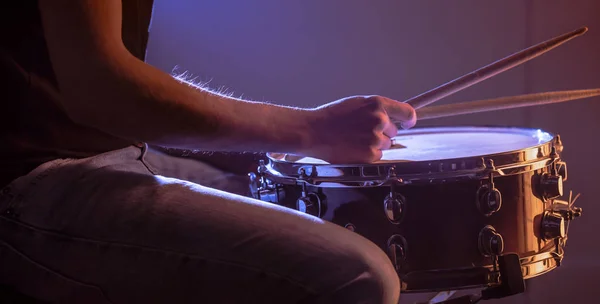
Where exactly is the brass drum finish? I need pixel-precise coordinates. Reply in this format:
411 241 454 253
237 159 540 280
247 126 582 293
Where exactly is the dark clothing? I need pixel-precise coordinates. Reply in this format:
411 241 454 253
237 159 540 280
0 0 154 188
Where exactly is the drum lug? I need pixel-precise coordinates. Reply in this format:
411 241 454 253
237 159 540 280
476 184 502 217
478 225 504 257
538 173 563 200
541 148 563 200
387 234 408 272
295 188 326 218
535 147 564 201
383 192 406 224
476 160 502 217
248 160 285 203
551 139 567 182
295 171 327 218
383 166 407 224
541 211 566 240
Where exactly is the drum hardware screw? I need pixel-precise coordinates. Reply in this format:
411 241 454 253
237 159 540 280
479 158 501 180
556 161 568 182
477 158 485 169
552 243 565 267
554 200 583 221
384 166 404 186
248 172 260 199
554 241 561 265
570 206 583 219
249 160 286 203
549 145 559 161
478 226 504 257
298 168 308 179
484 159 496 170
297 165 317 181
387 166 397 178
257 159 268 175
537 147 545 158
554 135 564 153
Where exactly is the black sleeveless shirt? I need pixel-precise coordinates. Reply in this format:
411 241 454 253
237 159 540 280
0 0 154 187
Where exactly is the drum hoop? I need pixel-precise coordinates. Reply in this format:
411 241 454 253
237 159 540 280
264 126 559 187
399 244 561 293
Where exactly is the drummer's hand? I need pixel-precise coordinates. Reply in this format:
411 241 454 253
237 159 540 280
306 95 416 163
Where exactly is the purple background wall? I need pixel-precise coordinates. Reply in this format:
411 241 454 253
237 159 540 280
145 1 600 302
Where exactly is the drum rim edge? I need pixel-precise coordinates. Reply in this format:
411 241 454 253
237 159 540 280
399 244 561 293
263 126 559 187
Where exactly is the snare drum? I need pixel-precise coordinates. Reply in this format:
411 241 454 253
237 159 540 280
248 126 582 295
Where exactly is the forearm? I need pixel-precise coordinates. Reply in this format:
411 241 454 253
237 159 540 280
59 52 313 153
38 1 311 154
38 0 417 166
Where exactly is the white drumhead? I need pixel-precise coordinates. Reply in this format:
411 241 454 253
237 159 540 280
274 127 554 165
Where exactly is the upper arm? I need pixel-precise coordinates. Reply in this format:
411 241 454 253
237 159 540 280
38 0 129 60
37 0 135 115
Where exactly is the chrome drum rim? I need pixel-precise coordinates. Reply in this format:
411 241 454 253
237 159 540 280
264 126 561 188
399 243 562 293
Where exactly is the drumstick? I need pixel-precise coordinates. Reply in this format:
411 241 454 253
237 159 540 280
415 89 600 120
404 26 588 110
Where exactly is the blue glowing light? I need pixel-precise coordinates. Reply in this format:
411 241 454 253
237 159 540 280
534 129 554 144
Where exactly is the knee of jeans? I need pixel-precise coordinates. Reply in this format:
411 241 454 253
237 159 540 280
357 244 400 299
324 236 400 304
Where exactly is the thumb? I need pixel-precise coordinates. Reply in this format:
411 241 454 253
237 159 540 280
378 96 417 129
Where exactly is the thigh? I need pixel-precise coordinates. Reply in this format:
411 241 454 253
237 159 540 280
0 148 399 304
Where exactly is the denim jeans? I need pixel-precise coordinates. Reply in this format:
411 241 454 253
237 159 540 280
0 144 399 304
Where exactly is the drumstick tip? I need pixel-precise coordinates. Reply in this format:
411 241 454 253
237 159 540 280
576 26 589 35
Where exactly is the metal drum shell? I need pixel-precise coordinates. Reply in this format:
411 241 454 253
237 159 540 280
271 167 559 292
251 126 573 293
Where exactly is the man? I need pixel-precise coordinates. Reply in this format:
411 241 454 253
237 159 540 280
0 0 417 303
